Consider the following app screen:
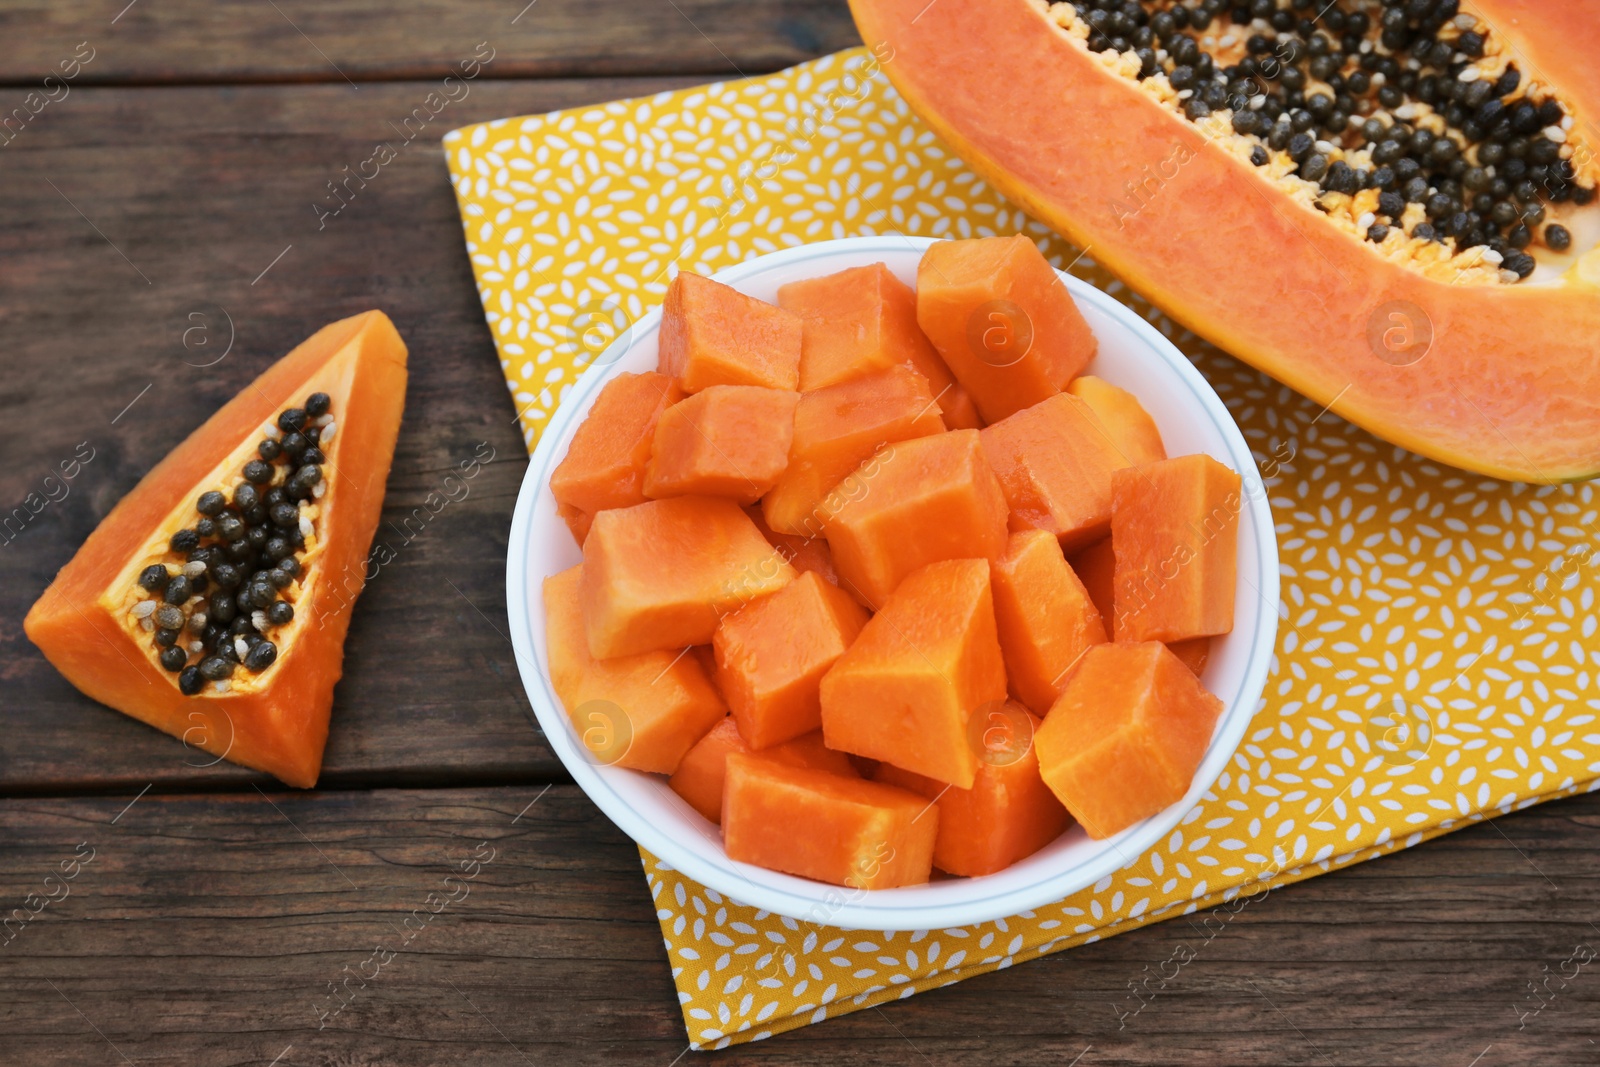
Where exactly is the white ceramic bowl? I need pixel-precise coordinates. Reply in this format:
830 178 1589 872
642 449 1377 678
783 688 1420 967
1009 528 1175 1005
506 235 1279 931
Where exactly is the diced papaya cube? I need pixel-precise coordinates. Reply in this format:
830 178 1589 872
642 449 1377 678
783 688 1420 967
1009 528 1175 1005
669 719 856 823
542 566 726 774
916 235 1095 423
722 754 937 888
643 385 799 504
821 430 1009 608
875 707 1070 876
774 263 936 391
941 384 984 430
743 505 837 585
980 392 1130 551
1067 376 1166 466
1167 637 1211 677
1068 536 1117 632
1034 642 1224 839
713 571 869 749
991 530 1107 714
658 272 802 392
550 371 683 544
820 558 1006 789
580 496 796 658
1111 454 1241 643
762 366 945 538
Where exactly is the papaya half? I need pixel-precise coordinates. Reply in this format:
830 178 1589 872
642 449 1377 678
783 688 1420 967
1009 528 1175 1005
25 311 408 787
850 0 1600 482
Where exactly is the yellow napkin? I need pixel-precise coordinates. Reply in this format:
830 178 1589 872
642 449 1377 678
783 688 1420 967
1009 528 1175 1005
445 49 1600 1050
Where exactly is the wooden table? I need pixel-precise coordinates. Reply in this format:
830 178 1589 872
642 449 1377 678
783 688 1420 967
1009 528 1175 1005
2 4 1596 1064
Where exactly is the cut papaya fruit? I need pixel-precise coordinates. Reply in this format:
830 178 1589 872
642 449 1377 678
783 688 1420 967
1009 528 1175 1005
916 235 1096 423
1067 536 1117 633
644 385 799 504
668 718 856 823
1111 454 1241 643
1033 642 1223 839
713 571 870 749
820 558 1007 789
580 496 796 658
852 0 1600 481
820 429 1009 608
1167 636 1211 678
544 566 725 775
990 529 1106 714
777 263 972 434
743 505 837 586
24 311 407 788
1067 376 1166 467
979 392 1129 550
875 708 1070 877
550 370 682 546
761 365 945 538
722 753 937 888
658 271 802 393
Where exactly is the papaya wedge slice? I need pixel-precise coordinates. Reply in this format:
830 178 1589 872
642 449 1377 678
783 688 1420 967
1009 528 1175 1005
850 0 1600 482
25 311 408 787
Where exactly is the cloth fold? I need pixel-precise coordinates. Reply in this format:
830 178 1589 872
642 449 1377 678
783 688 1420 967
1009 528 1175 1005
444 48 1600 1051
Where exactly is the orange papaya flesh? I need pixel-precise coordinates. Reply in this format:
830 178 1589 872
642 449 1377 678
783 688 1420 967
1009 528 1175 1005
24 312 407 788
874 708 1070 877
820 558 1006 789
777 262 949 392
1067 376 1165 467
543 566 726 774
580 495 796 658
979 392 1130 551
722 753 937 888
940 383 984 430
761 365 946 538
644 385 799 505
850 0 1600 482
1111 454 1241 644
915 234 1096 424
1167 636 1211 677
657 271 802 393
1067 536 1117 634
743 505 837 586
713 571 870 749
669 719 857 823
820 429 1009 608
990 529 1107 715
551 370 682 545
1034 641 1223 839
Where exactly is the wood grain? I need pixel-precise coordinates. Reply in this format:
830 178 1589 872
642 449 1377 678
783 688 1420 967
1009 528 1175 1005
1 785 1596 1066
0 0 859 85
0 79 702 793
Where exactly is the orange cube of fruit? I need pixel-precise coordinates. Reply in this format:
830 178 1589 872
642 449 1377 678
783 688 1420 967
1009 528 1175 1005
580 496 796 658
1111 454 1241 642
668 719 856 823
644 385 799 504
778 262 952 393
991 530 1107 714
980 392 1130 550
1167 636 1211 677
713 571 870 749
1067 536 1116 631
820 558 1006 789
875 706 1070 877
550 371 683 544
820 429 1009 608
762 365 946 538
743 505 837 585
916 235 1096 423
542 566 726 774
722 754 937 888
1067 376 1166 467
657 272 802 392
1034 642 1224 839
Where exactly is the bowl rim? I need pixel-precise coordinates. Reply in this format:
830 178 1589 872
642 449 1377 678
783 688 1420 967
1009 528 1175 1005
505 234 1280 930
